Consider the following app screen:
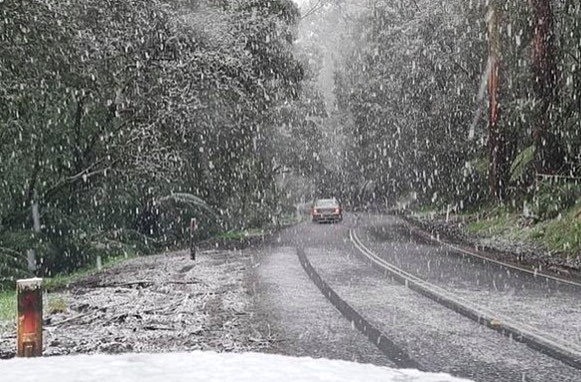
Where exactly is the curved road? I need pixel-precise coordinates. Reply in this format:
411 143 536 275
252 213 581 382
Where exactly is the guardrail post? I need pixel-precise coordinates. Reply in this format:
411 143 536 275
16 278 43 357
190 218 198 260
96 255 103 271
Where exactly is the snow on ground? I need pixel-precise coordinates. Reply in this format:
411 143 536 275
0 249 271 358
2 351 471 382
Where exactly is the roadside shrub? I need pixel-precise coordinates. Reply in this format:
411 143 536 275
532 179 581 221
0 231 35 289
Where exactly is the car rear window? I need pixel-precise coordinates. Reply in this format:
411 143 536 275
315 199 337 208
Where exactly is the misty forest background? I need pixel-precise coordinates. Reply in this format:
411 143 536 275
1 0 580 286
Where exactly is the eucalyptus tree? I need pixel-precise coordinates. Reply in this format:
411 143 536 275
529 0 561 175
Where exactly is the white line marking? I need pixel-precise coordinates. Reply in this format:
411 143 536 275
349 229 581 359
404 221 581 288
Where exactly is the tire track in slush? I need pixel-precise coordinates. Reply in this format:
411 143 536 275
296 246 423 370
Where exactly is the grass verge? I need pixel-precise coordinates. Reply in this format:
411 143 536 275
0 291 16 322
466 207 519 238
531 203 581 254
215 214 302 241
44 252 137 291
465 203 581 256
216 229 265 241
0 252 136 323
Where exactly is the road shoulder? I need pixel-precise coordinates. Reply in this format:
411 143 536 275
0 249 272 358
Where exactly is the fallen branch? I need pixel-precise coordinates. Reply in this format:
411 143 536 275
165 280 204 286
143 325 174 331
50 301 130 327
50 311 95 327
90 280 155 289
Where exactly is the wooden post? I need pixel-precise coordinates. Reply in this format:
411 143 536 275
190 218 198 260
17 278 43 357
96 255 103 271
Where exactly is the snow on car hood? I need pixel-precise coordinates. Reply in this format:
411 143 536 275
3 351 471 382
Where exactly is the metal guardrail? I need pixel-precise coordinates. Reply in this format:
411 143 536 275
400 216 581 288
349 229 581 370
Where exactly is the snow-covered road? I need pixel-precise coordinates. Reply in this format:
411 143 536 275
360 214 581 350
1 213 579 381
267 214 581 381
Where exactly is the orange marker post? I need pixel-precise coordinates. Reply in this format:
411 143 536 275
16 278 43 357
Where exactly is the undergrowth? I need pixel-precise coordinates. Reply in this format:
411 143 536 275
0 252 137 323
0 291 15 322
465 202 581 256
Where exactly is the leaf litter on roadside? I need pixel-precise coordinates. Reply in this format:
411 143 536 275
0 249 275 358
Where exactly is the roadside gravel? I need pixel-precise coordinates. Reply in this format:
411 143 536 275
0 234 393 365
0 249 272 359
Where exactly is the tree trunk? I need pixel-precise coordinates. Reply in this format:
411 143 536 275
487 5 508 200
530 0 561 175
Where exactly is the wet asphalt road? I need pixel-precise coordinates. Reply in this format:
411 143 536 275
249 241 395 366
358 214 581 349
255 213 581 382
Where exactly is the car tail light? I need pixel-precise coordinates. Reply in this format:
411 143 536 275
313 209 319 214
334 208 341 214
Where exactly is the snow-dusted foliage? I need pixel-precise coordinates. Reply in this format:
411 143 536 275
333 0 580 210
1 0 580 279
0 0 303 279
